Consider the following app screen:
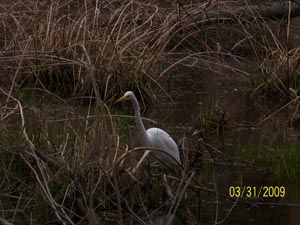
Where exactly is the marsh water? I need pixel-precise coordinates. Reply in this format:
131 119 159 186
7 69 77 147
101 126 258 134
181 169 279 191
140 65 300 225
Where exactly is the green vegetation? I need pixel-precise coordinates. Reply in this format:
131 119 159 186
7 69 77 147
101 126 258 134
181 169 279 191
265 143 300 182
229 142 300 183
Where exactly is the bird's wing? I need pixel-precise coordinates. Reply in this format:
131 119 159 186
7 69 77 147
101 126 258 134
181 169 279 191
146 128 180 163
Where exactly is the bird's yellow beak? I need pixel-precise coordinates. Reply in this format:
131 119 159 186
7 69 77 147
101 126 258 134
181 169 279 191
114 95 126 103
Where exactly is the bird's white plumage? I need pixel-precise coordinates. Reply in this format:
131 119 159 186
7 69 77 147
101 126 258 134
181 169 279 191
146 128 180 165
115 91 181 168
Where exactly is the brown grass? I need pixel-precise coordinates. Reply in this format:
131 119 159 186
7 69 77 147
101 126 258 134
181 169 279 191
1 0 298 224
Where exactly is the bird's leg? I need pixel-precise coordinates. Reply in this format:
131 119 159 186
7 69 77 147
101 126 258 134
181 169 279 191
131 149 150 174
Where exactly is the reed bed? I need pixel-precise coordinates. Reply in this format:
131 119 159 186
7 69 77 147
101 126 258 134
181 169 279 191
1 0 298 224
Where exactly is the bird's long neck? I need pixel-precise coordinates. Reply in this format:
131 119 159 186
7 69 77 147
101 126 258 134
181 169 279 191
132 96 148 144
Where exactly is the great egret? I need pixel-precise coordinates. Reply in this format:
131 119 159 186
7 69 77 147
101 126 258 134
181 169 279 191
115 91 181 169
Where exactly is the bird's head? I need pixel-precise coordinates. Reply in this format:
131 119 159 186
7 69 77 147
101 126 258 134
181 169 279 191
115 91 135 103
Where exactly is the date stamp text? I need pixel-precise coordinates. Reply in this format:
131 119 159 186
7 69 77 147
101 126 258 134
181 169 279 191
229 186 285 198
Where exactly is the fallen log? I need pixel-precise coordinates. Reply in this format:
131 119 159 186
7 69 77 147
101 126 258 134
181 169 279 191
181 1 300 25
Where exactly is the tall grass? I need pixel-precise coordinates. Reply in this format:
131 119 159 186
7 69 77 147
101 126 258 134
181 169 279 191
234 1 300 99
0 1 208 223
0 0 179 98
1 0 299 224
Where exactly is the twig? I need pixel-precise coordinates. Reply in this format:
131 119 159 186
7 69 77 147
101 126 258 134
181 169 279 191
0 217 13 225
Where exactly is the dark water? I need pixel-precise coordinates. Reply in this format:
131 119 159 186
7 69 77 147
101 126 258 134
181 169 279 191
142 65 300 225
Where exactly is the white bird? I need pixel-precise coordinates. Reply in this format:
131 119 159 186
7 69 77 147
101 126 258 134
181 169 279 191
115 91 181 170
